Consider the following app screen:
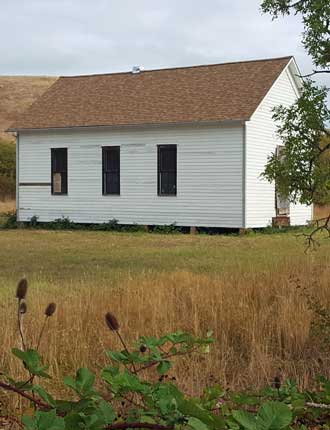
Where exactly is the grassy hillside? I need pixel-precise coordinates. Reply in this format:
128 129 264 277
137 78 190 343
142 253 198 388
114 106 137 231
0 76 57 142
0 76 56 200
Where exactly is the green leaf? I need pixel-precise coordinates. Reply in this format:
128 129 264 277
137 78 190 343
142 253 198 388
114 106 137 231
22 416 36 430
188 417 209 430
226 417 240 430
32 385 56 407
291 399 305 411
256 402 292 430
106 350 129 362
12 348 50 378
64 368 96 397
76 368 95 393
140 416 158 424
232 410 256 430
98 400 116 424
157 360 171 375
102 368 151 396
179 399 225 430
23 410 65 430
232 393 260 406
64 412 84 430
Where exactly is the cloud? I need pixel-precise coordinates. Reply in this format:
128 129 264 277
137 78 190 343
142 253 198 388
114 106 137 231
0 0 327 91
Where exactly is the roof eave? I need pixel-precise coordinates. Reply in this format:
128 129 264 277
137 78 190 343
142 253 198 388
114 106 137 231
7 118 247 133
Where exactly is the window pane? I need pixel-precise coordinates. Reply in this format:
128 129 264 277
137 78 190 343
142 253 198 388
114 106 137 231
160 147 176 171
53 149 67 172
104 148 119 172
158 145 177 195
103 147 120 195
51 148 67 195
160 172 176 195
105 172 120 194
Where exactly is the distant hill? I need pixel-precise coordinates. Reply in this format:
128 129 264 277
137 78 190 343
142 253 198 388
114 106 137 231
0 76 57 142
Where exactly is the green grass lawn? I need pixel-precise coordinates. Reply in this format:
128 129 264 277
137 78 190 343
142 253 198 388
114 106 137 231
0 228 329 290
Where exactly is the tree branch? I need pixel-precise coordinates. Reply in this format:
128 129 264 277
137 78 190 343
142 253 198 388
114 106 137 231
289 0 305 8
300 70 330 78
0 381 174 430
0 381 50 410
298 215 330 252
306 402 330 410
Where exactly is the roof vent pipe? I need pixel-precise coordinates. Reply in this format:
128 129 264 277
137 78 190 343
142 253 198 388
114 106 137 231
132 66 143 74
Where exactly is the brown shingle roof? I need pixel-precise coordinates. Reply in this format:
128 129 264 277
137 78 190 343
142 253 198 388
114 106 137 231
9 56 292 131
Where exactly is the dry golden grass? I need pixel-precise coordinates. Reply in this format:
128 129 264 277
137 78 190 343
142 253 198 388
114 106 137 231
0 76 56 141
0 199 15 213
0 230 330 414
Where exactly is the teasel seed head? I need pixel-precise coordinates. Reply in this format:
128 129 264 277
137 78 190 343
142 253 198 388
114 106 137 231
45 303 56 317
105 312 120 331
19 301 27 314
16 278 28 300
273 375 281 390
139 344 147 353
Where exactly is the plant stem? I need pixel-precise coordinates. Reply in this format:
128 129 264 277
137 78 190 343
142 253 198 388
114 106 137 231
36 316 49 351
0 381 49 410
17 300 26 351
115 331 137 374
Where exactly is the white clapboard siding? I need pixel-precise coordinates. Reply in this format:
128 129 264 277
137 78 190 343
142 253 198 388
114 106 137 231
245 62 312 227
18 124 244 227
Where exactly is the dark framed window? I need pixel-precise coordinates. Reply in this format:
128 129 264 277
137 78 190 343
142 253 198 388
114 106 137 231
158 145 177 196
51 148 67 195
103 146 120 195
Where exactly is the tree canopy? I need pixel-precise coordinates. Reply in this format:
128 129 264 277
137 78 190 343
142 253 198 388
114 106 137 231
260 0 330 209
261 0 330 71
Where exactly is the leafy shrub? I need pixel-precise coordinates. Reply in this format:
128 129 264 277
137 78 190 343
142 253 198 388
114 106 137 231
0 174 15 200
29 215 39 228
47 217 76 230
296 281 330 349
94 218 121 231
151 223 181 234
0 210 18 229
0 140 15 177
0 139 16 200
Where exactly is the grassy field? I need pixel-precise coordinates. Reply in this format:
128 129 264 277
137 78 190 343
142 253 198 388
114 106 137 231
1 228 330 413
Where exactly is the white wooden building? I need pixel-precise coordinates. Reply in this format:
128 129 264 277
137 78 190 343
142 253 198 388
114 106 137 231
9 56 312 229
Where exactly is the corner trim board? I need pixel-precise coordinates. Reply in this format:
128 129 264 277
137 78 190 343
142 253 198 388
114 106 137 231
16 133 19 221
242 121 247 228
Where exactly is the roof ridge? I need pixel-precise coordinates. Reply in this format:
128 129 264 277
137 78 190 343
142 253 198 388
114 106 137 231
60 56 293 79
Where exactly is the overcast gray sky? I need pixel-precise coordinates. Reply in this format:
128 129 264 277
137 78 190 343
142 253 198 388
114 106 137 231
0 0 328 89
